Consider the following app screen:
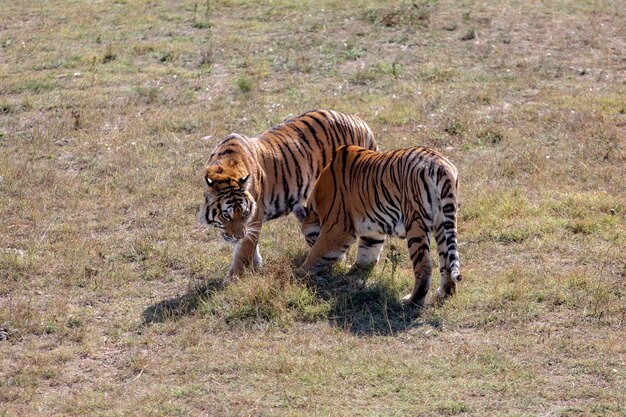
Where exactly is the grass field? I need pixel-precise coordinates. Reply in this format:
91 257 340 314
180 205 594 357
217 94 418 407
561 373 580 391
1 0 625 415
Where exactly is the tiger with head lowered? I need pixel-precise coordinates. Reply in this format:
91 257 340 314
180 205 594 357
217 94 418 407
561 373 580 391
294 145 462 306
198 110 378 280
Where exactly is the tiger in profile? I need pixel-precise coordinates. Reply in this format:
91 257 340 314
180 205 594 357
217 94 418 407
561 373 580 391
198 110 378 280
294 145 462 306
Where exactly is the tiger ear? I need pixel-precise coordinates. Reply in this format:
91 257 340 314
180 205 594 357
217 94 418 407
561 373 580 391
293 203 307 223
239 174 251 189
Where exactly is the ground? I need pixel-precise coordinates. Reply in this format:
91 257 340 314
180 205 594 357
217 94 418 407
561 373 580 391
0 0 624 416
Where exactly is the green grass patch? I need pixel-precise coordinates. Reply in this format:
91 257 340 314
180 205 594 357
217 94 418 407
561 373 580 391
235 76 252 92
199 269 331 328
5 78 57 94
366 1 436 28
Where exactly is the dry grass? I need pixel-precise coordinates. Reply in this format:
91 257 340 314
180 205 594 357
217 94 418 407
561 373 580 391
1 0 625 416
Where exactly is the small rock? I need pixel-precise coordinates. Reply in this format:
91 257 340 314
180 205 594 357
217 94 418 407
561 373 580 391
0 330 8 341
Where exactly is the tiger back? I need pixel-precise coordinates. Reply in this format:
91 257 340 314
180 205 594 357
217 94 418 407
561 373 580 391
294 145 462 306
199 110 378 279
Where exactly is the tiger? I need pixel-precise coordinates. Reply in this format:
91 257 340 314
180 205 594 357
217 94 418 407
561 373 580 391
293 144 462 306
198 109 378 280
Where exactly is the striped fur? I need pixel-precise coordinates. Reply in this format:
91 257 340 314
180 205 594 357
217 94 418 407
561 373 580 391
295 145 462 306
198 110 377 279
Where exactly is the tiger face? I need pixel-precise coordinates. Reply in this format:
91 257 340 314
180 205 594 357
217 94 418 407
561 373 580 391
294 203 320 247
198 172 257 244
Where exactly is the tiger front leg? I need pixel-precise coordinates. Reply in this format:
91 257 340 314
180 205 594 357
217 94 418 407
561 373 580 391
300 230 355 275
401 226 433 308
225 226 262 283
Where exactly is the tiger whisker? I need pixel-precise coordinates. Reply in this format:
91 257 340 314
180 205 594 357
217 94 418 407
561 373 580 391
244 231 260 242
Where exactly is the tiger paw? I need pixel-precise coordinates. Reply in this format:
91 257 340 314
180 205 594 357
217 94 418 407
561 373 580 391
401 294 425 308
348 263 375 275
221 275 238 287
294 267 310 278
439 282 456 296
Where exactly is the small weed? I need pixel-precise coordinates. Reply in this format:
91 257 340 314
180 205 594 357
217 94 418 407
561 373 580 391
89 56 98 87
343 47 366 61
199 45 213 69
192 1 213 29
461 28 476 41
444 120 464 135
382 244 403 286
377 61 404 79
44 323 58 335
133 85 160 104
565 219 598 235
366 1 435 28
235 76 252 92
192 21 212 29
420 66 456 82
0 103 13 114
66 316 81 328
101 44 116 63
285 54 314 73
351 61 403 85
162 119 198 134
71 110 81 130
434 401 470 415
478 129 504 144
352 67 381 85
389 61 403 78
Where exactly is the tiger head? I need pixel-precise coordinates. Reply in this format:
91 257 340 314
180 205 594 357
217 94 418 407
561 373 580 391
198 161 257 244
294 203 320 247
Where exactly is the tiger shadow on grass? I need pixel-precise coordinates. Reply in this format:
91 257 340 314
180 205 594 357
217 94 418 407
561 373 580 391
142 279 223 324
306 275 437 336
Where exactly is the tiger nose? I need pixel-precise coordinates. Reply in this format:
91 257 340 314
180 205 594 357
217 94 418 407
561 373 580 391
234 231 245 239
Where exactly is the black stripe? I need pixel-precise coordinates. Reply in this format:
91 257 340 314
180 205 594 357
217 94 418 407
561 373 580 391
360 236 385 246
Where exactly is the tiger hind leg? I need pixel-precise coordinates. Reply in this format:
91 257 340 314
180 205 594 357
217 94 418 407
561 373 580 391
438 197 463 299
435 214 455 299
354 235 386 269
301 230 355 275
402 224 433 308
